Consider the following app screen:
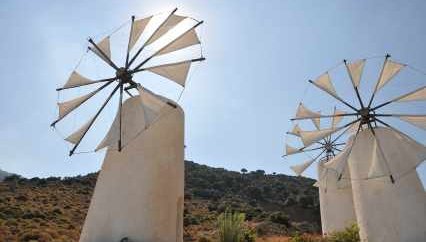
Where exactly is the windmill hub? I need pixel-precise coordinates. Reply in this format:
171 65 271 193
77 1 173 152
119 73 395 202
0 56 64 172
324 143 333 152
116 67 133 84
359 108 374 124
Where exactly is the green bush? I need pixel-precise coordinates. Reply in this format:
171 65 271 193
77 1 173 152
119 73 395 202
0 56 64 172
327 223 360 242
217 209 257 242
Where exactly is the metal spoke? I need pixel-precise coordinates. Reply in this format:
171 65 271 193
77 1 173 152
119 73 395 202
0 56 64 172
344 59 365 109
88 38 119 70
372 85 425 111
309 79 359 112
56 77 117 91
69 83 121 156
290 113 357 121
125 16 136 68
367 54 390 108
131 57 206 74
118 84 124 151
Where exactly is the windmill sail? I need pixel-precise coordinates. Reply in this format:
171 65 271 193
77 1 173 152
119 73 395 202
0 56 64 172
312 72 339 99
394 86 426 102
398 115 426 130
376 59 405 91
146 61 191 86
346 59 365 88
65 118 94 144
299 128 338 147
90 36 112 63
295 103 321 129
288 124 302 137
58 93 94 119
62 71 94 89
145 14 186 46
129 16 153 51
290 159 315 176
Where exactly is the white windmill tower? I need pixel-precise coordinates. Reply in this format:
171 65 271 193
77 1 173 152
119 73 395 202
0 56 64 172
284 106 357 234
51 8 205 242
289 54 425 241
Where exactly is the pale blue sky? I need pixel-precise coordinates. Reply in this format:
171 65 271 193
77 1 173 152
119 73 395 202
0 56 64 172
0 0 425 184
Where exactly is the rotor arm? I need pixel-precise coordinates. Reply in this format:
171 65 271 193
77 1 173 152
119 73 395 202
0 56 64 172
308 79 358 112
56 77 117 91
290 112 357 121
125 15 136 68
88 38 119 70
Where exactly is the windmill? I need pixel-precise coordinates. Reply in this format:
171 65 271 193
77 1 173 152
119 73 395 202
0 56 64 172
288 55 425 241
52 9 205 242
283 106 357 234
284 105 349 177
52 8 205 156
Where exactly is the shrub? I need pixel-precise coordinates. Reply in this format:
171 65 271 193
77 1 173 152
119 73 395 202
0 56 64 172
217 209 245 242
269 211 290 226
327 223 360 242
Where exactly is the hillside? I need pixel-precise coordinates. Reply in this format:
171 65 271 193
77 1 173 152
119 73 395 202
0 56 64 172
0 161 320 241
0 169 12 182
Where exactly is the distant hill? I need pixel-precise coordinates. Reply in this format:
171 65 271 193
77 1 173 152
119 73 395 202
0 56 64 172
0 169 12 181
0 161 320 241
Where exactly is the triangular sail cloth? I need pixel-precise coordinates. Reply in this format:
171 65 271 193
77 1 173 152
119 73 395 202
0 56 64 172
295 103 321 129
394 86 426 102
285 144 302 156
65 118 94 144
398 116 426 130
63 71 93 89
288 124 302 137
147 61 191 86
290 159 315 176
346 59 365 88
376 59 405 91
58 92 95 119
157 29 200 55
145 14 186 46
91 36 111 63
312 73 339 99
299 128 337 147
129 16 152 51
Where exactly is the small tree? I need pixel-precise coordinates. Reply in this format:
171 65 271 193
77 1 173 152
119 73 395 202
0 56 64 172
240 168 248 175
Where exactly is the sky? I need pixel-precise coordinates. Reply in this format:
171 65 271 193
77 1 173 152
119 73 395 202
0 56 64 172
0 0 425 185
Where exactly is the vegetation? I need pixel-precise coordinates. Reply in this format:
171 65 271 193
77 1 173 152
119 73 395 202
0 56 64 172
218 210 246 242
0 161 321 241
288 224 360 242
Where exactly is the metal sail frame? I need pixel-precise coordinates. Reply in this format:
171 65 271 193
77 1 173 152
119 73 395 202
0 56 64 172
52 8 206 156
287 54 425 183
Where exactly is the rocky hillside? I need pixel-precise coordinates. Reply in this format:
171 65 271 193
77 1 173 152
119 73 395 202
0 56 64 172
0 161 320 241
